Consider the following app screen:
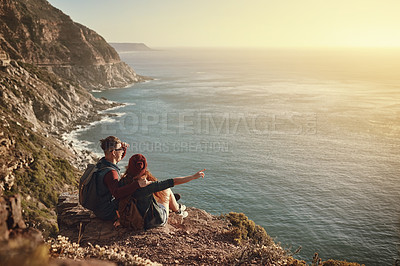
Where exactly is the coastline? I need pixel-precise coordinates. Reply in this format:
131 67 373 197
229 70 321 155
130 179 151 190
91 77 153 91
60 100 132 170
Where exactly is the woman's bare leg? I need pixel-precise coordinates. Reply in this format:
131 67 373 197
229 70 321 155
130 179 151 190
157 188 179 213
167 189 180 212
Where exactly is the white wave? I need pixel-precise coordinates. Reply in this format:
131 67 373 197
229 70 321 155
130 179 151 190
92 115 118 125
105 102 136 109
123 102 136 106
62 129 103 158
114 112 127 117
61 106 127 156
99 103 127 113
61 129 93 153
108 82 137 90
145 78 159 82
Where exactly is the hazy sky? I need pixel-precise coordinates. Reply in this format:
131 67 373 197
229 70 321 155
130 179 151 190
48 0 400 48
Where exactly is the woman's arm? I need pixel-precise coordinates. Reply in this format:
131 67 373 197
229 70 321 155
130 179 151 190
134 179 175 198
133 169 206 198
173 169 206 185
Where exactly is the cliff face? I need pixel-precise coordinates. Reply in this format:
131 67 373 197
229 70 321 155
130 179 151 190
0 61 115 132
0 0 134 236
0 0 143 89
0 61 116 227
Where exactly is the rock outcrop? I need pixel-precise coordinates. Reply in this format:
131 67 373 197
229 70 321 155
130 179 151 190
0 0 144 90
56 193 242 265
0 194 28 241
56 193 130 244
55 193 300 265
0 194 156 266
0 194 46 265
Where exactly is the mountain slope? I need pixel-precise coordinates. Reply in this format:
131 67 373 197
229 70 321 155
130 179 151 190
0 60 119 235
0 0 133 236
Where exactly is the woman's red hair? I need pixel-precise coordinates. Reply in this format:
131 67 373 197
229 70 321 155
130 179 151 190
122 154 168 203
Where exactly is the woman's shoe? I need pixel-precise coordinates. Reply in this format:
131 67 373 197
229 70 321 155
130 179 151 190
177 210 188 218
176 203 186 213
176 203 187 217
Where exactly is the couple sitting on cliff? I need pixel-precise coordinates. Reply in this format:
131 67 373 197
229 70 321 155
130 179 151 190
91 136 205 230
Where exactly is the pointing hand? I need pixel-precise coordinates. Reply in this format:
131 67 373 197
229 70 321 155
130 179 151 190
192 169 206 179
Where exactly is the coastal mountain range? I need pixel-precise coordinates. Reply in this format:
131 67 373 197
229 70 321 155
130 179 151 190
0 0 144 90
109 43 152 52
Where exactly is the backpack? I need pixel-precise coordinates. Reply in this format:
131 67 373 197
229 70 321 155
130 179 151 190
78 163 109 211
117 196 148 231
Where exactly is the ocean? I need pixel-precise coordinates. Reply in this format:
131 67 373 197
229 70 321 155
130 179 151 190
68 48 400 265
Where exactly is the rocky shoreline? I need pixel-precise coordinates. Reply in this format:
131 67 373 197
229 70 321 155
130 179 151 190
58 105 124 171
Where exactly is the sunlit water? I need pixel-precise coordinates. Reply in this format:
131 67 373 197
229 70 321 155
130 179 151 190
73 48 400 265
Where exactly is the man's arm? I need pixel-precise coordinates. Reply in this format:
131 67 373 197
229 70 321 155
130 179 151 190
104 170 140 199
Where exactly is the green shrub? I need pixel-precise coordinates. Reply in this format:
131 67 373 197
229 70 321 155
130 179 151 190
223 212 273 245
6 124 78 238
0 238 49 266
312 253 364 266
322 259 363 266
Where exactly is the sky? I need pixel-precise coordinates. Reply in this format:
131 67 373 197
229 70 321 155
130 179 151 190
47 0 400 48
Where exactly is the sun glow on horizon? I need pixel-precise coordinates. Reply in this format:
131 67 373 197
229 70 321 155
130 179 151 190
48 0 400 48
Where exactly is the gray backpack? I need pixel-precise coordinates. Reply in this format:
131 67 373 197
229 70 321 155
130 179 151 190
78 163 110 210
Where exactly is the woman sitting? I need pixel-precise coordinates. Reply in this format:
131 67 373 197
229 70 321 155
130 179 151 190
121 154 205 230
